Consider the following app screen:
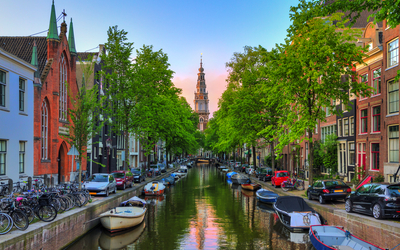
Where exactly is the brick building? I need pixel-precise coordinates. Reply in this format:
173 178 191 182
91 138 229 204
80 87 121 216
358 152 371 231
0 1 82 183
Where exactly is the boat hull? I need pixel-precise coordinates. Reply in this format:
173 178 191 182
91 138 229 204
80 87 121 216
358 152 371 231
100 207 147 232
256 189 279 204
241 183 261 191
144 182 166 196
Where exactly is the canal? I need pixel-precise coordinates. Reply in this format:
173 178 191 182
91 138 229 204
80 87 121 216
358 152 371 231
66 163 313 250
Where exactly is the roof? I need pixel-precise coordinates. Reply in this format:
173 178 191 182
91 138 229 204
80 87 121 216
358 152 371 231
0 36 47 75
76 52 98 62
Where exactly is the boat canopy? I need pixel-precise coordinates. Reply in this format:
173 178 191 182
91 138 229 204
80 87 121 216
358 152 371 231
275 196 315 213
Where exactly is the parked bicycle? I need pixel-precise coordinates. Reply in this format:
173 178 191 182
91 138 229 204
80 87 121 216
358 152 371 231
281 177 305 192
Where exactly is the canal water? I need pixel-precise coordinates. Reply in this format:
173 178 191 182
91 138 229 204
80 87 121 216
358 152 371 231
66 164 313 250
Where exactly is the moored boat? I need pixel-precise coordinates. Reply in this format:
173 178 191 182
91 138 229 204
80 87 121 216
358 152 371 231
256 189 279 204
226 171 237 179
309 225 385 250
231 173 250 184
162 175 175 185
241 183 261 191
144 181 166 196
273 196 321 231
99 197 147 232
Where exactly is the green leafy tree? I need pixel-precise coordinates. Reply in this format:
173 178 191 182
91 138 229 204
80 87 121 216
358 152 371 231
101 26 135 170
271 12 370 185
319 134 338 177
62 56 103 189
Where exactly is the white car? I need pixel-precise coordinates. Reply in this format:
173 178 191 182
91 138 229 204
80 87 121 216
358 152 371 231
84 173 117 197
246 166 255 175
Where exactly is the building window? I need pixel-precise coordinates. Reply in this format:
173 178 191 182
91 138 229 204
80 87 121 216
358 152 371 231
388 38 399 68
41 101 48 160
360 109 368 133
371 143 379 170
326 106 330 117
19 142 25 173
372 69 381 95
388 80 399 114
0 140 6 175
348 142 355 165
389 125 399 163
372 106 381 132
59 53 68 121
350 117 354 136
19 79 25 111
360 74 368 99
0 70 5 107
338 119 342 137
344 118 349 136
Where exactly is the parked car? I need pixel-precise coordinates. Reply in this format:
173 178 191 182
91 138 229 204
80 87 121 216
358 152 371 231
111 170 134 190
257 167 273 181
131 168 146 183
158 163 166 173
271 170 289 188
84 173 117 197
229 160 235 167
148 164 160 177
245 165 255 175
307 179 351 204
345 183 400 219
240 164 249 172
235 162 242 169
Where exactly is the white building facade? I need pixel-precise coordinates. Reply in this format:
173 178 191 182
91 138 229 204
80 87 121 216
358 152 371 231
0 48 36 182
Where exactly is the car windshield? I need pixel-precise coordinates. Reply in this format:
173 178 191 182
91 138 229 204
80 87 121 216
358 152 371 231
112 173 125 178
88 175 108 182
324 180 346 187
278 172 288 177
150 165 158 169
132 170 141 175
388 186 400 196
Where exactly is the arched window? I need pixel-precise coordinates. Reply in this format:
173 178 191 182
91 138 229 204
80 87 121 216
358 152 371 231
59 53 67 121
41 101 48 160
200 118 203 123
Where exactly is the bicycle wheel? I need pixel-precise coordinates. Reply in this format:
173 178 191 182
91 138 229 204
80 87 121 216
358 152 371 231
19 206 35 224
78 193 88 207
51 198 61 212
295 180 305 191
0 213 13 235
37 205 57 222
11 209 29 231
281 182 289 192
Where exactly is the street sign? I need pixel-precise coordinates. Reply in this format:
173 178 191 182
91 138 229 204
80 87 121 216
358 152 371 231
257 156 260 159
67 145 79 156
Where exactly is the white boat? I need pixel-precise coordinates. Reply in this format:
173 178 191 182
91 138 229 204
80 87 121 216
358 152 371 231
174 168 188 177
99 197 147 232
99 221 146 249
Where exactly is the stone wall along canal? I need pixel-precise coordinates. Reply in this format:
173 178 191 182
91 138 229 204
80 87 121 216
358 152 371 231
66 164 312 250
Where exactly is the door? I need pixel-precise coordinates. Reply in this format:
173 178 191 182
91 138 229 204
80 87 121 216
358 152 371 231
358 143 366 180
58 144 66 184
310 180 323 198
353 184 371 212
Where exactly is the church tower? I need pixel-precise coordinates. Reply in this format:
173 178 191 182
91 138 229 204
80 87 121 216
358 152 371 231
194 56 210 131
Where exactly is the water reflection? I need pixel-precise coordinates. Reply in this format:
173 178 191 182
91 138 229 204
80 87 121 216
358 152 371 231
67 164 313 250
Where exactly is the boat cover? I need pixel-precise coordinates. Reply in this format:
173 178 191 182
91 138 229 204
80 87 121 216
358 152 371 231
226 172 237 178
275 196 315 213
119 196 146 207
257 189 279 198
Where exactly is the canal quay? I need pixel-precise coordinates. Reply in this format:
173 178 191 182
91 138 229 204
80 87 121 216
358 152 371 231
66 163 312 250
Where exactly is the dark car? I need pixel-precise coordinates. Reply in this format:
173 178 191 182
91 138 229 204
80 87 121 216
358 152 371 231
257 167 273 181
111 170 134 190
131 169 146 183
148 164 160 177
345 183 400 219
307 179 351 204
240 164 249 173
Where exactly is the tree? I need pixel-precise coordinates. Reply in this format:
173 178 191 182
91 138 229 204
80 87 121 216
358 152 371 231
271 12 370 185
319 134 338 178
62 55 103 190
101 26 135 170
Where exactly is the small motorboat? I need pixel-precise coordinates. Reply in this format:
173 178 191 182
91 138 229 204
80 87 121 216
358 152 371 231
99 197 147 232
273 196 321 231
179 165 188 173
226 171 237 179
144 181 166 196
174 169 187 177
241 183 261 191
162 175 175 185
231 174 250 184
99 221 146 249
256 189 279 204
309 225 385 250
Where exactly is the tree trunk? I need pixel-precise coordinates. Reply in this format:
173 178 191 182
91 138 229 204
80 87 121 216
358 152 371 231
271 141 275 172
124 129 129 170
309 128 314 186
78 156 82 190
252 145 256 170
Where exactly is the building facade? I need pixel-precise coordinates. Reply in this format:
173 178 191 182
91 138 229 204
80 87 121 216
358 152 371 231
0 48 37 182
194 57 210 131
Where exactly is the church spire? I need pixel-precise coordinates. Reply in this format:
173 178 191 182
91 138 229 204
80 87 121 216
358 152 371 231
47 0 59 41
199 53 204 73
68 18 77 55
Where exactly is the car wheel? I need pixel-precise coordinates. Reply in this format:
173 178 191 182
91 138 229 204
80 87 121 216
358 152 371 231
319 195 325 204
123 183 126 190
105 189 109 197
345 199 353 213
373 203 383 219
308 191 312 200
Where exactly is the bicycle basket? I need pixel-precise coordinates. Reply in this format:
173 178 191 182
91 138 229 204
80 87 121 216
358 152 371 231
38 194 52 206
